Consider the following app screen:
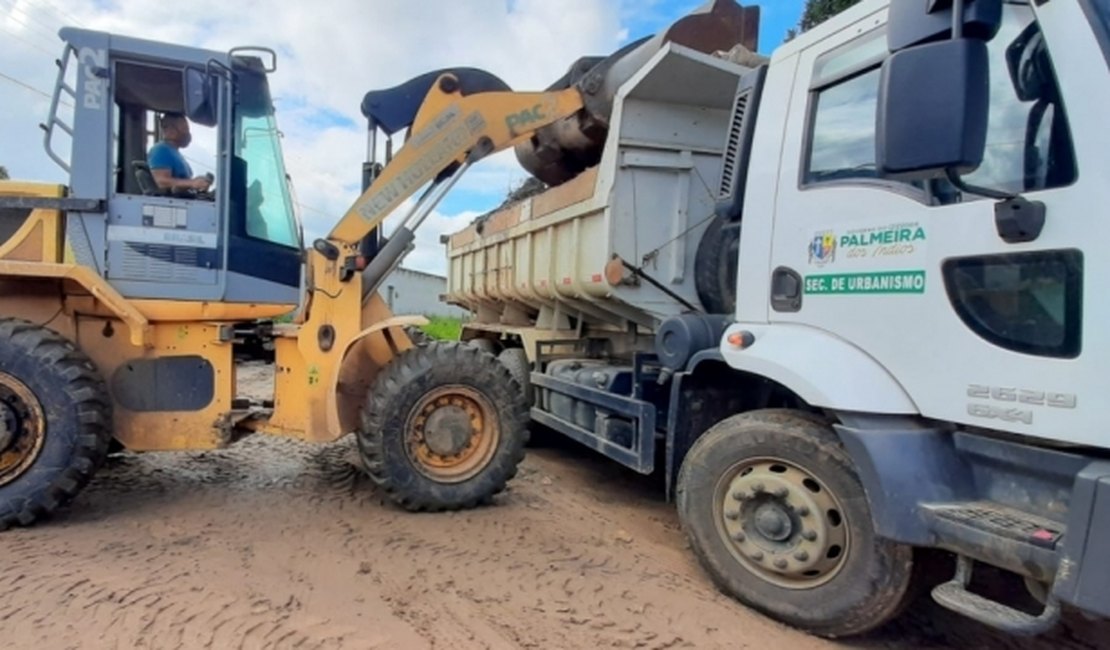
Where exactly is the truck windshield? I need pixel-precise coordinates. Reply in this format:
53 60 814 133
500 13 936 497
234 68 300 249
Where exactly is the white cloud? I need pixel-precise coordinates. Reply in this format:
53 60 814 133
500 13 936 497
0 0 648 274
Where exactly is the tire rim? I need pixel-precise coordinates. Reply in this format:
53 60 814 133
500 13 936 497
0 371 46 487
406 385 500 483
714 457 850 590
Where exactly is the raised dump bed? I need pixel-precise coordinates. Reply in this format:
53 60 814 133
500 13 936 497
445 43 748 333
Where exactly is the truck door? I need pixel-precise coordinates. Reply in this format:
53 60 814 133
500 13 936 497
769 2 1107 445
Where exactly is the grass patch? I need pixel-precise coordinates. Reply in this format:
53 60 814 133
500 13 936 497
421 316 463 341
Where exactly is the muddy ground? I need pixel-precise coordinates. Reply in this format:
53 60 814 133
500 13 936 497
1 365 1106 649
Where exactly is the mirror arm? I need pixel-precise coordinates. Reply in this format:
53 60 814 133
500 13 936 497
952 0 966 38
944 168 1016 202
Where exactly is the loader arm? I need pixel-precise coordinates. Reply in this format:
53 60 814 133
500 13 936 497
327 76 584 247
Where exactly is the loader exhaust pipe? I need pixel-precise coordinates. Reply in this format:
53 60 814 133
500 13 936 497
515 0 760 186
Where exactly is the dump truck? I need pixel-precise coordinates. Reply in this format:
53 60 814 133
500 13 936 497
444 0 1110 638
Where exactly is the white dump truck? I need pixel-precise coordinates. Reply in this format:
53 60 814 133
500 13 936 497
441 0 1110 639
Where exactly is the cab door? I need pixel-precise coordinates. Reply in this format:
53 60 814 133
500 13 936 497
769 2 1107 445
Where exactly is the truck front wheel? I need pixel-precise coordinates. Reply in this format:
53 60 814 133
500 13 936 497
676 409 913 638
359 341 529 511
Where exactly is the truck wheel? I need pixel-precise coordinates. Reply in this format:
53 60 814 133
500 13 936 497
359 341 529 511
0 319 112 530
694 215 739 314
497 348 533 407
676 409 913 638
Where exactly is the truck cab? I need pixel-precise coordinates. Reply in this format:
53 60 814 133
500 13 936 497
46 29 303 317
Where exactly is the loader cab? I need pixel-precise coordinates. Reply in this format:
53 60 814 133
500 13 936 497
48 29 303 314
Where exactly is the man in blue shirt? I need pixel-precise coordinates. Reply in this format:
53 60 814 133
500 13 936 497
148 113 212 192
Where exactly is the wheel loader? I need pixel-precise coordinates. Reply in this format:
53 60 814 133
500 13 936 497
0 22 588 528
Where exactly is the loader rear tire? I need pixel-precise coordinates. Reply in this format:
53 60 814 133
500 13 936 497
676 409 914 638
0 319 112 530
359 341 529 511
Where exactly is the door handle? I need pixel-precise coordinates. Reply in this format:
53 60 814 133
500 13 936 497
771 266 802 313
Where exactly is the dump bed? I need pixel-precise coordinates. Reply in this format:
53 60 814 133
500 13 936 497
445 44 747 332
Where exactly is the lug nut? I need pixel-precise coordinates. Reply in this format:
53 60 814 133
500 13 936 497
774 559 788 570
725 509 741 521
802 530 818 542
732 490 749 502
753 483 765 494
751 551 764 561
774 487 789 499
796 506 810 517
732 531 746 542
794 551 809 562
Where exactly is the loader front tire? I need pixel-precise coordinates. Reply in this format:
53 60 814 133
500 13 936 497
359 341 529 511
0 319 112 530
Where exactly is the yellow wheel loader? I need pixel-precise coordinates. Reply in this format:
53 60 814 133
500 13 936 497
0 27 583 528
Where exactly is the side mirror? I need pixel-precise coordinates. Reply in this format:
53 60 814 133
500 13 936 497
184 67 219 127
876 38 990 180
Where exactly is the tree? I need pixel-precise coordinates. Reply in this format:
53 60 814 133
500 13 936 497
0 166 8 180
799 0 863 32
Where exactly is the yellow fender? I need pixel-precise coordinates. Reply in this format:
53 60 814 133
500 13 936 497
331 313 429 438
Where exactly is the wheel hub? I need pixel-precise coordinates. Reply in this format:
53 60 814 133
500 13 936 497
422 405 474 456
753 503 793 542
0 371 47 487
718 458 850 589
407 386 501 483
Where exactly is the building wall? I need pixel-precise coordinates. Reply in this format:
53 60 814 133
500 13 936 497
382 267 469 319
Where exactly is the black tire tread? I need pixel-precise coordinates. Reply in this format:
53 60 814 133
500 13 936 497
694 215 740 315
497 347 533 407
0 318 112 530
358 341 529 512
677 409 914 638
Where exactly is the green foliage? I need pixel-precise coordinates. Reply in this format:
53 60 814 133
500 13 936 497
0 166 8 180
421 316 463 341
799 0 863 32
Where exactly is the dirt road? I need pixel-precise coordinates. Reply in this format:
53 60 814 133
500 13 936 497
1 367 1106 649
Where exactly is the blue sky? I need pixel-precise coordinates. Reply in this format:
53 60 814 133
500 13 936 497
436 0 806 216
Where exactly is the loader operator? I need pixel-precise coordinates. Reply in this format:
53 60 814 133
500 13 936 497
148 113 212 193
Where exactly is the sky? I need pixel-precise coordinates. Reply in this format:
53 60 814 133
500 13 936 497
0 0 804 275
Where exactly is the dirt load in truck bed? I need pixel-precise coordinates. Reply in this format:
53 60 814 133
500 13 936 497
0 365 1104 649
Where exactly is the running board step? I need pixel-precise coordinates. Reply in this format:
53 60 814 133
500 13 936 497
932 556 1061 636
921 502 1063 581
924 502 1063 549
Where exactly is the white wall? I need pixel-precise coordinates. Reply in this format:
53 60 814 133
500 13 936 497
382 267 469 319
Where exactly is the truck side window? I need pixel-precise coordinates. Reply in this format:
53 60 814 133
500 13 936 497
802 29 919 193
804 67 883 184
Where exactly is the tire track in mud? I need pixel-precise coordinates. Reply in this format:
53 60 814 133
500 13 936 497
0 366 1104 650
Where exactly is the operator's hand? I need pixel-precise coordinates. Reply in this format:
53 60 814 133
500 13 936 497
191 176 213 191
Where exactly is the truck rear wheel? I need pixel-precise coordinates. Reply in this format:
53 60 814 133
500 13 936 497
358 341 529 511
0 319 112 530
676 409 913 638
